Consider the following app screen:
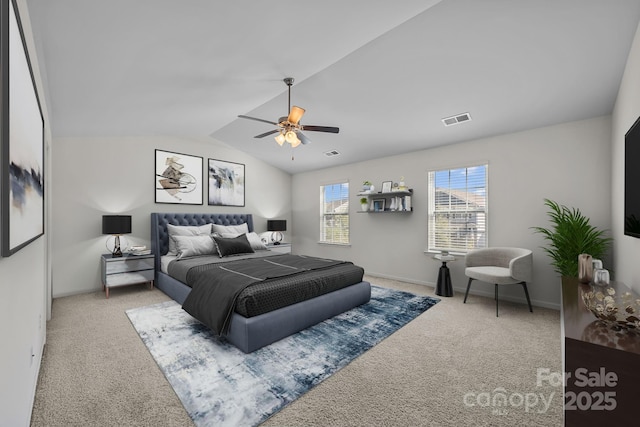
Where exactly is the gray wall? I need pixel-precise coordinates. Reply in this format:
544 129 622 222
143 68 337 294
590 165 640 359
51 136 291 297
0 1 49 425
612 19 640 293
292 115 612 309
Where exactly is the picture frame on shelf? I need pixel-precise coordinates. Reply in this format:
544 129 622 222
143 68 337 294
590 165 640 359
381 181 392 193
373 199 385 212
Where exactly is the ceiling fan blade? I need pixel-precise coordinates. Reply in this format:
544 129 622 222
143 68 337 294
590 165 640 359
238 115 278 126
303 125 340 134
287 106 305 125
296 131 312 145
254 129 279 138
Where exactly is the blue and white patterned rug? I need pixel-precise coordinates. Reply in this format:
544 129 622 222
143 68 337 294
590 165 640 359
126 285 439 426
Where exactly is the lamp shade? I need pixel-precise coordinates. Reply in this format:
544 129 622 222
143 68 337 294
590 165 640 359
267 220 286 232
102 215 132 235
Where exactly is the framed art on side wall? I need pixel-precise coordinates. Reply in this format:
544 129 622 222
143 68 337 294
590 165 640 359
155 149 203 204
0 0 45 257
208 158 245 207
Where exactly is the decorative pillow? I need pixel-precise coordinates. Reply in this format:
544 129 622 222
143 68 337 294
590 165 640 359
167 223 212 255
171 235 216 259
211 223 249 238
245 232 267 250
212 234 255 257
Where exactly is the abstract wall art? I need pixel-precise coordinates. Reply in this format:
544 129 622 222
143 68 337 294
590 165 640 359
1 0 45 257
208 159 245 207
155 149 203 205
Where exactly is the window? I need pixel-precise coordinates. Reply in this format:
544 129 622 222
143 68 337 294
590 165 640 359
427 164 487 253
320 182 349 244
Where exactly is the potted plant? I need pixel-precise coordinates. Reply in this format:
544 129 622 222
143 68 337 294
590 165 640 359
360 197 369 211
532 199 613 279
362 181 373 192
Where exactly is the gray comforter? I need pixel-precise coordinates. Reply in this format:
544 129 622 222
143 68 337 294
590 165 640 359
177 253 353 335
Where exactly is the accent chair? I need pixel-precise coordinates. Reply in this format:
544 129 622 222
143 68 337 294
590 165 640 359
463 247 533 317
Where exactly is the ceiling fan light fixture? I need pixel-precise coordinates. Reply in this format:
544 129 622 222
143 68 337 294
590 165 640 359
285 130 297 143
290 137 302 148
288 106 305 125
274 132 286 146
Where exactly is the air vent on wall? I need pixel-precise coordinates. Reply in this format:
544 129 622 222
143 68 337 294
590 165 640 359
442 112 472 126
324 150 340 157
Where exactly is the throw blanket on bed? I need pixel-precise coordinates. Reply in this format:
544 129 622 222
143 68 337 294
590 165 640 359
180 254 351 335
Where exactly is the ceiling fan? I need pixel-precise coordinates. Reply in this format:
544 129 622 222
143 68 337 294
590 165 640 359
238 77 339 148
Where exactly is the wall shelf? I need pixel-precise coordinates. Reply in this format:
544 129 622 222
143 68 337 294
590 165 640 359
358 189 413 213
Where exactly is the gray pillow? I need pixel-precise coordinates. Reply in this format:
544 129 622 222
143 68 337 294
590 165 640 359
167 223 212 255
171 235 216 259
211 223 249 237
212 234 255 257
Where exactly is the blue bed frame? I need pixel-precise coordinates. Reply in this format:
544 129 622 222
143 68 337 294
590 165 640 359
150 213 371 353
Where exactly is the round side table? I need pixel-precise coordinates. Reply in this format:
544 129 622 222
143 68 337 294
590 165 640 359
434 254 455 297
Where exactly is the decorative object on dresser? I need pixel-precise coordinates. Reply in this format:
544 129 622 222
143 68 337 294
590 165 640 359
101 253 154 298
208 158 245 207
562 277 640 424
267 219 286 245
155 149 203 205
102 215 132 257
0 0 45 257
126 285 439 427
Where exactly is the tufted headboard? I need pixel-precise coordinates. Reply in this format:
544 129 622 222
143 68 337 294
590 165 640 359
150 213 254 272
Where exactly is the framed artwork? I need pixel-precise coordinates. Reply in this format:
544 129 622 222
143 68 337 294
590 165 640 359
381 181 392 193
373 199 386 212
1 0 45 257
208 158 245 207
155 149 203 204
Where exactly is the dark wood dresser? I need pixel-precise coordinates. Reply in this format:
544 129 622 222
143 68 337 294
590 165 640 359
562 277 640 425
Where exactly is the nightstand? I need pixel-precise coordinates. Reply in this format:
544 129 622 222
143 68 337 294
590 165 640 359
267 243 292 254
101 253 154 298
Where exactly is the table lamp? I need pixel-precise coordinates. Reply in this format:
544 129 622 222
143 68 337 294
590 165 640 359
102 215 132 257
267 220 286 245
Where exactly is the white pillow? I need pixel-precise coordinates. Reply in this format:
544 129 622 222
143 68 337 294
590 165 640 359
245 232 267 250
171 235 216 259
211 223 249 237
167 223 212 255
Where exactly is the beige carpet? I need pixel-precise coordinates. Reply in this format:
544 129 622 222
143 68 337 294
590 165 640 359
31 276 563 426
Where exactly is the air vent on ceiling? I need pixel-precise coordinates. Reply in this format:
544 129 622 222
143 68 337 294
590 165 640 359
442 112 472 127
324 150 340 157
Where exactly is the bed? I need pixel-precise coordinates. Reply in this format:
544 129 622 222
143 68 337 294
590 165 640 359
150 213 371 353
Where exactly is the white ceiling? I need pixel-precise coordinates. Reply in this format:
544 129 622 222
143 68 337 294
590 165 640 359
26 0 640 174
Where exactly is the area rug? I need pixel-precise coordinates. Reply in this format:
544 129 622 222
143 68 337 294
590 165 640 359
126 285 439 427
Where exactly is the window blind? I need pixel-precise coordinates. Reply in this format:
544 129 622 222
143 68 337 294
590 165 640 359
427 164 487 253
320 182 350 244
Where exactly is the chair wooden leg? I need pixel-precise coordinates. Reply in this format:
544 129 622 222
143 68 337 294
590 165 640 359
495 284 499 317
464 278 474 303
521 281 533 312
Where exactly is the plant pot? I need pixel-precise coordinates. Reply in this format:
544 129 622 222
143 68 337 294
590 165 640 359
361 203 368 211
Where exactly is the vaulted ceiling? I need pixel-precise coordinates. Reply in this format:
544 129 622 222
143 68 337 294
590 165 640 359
26 0 640 174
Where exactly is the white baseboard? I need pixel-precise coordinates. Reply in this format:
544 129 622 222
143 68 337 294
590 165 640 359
365 271 560 311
